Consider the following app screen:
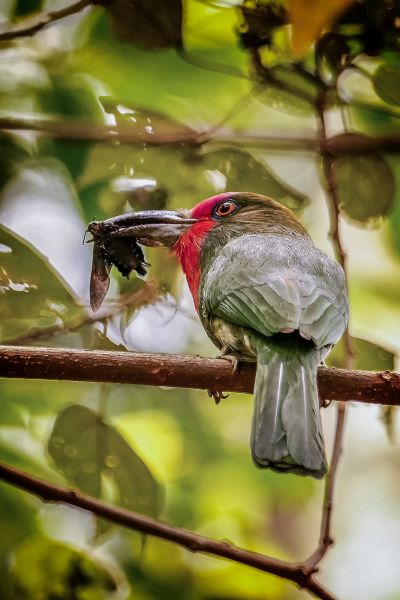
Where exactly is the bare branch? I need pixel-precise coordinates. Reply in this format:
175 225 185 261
0 0 93 42
0 460 335 600
0 345 398 404
2 117 400 153
306 76 354 572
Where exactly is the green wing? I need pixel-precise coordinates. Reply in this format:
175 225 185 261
201 234 348 349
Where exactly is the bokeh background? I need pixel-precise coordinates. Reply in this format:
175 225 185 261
1 1 400 599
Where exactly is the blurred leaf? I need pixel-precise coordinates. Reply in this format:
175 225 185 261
388 176 400 256
38 72 103 179
380 405 397 444
13 0 44 17
80 144 307 214
328 334 398 445
99 96 196 135
318 32 350 72
255 66 317 116
329 135 395 225
0 226 79 343
38 72 103 120
201 147 307 209
328 336 395 370
238 2 287 49
0 484 37 558
287 0 355 55
0 134 30 190
0 402 25 427
10 537 117 599
373 63 400 106
48 405 162 516
99 0 183 49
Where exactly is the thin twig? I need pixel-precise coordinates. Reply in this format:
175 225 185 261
305 76 354 572
0 345 399 404
3 281 159 347
3 116 400 153
0 460 335 600
0 0 93 41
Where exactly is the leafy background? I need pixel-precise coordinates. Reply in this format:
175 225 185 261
1 1 400 599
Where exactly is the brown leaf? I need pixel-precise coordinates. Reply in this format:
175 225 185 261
287 0 355 55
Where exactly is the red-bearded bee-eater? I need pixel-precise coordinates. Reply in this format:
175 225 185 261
90 192 349 478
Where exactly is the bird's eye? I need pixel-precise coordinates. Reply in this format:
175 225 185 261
215 200 237 217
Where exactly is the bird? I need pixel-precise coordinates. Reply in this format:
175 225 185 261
96 192 349 478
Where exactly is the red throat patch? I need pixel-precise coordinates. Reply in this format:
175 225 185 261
172 220 215 309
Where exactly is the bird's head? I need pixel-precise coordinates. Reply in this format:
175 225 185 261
93 192 307 307
96 192 306 247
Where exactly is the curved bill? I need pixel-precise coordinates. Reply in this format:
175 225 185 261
88 210 197 248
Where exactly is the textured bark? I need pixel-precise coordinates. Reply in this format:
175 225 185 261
0 345 399 405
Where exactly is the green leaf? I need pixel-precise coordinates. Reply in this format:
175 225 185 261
201 147 307 209
328 336 395 371
13 0 44 18
255 66 317 116
0 226 79 344
10 537 117 599
0 134 30 190
0 484 37 558
37 72 103 179
48 405 162 516
100 0 183 49
373 64 400 106
99 96 195 135
80 144 308 215
330 135 395 225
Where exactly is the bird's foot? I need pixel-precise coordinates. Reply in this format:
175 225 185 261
217 347 239 373
207 390 229 405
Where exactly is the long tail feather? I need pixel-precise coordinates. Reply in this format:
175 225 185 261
251 340 327 478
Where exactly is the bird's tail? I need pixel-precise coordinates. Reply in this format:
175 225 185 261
251 338 327 478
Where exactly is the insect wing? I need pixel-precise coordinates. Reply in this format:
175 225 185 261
106 238 147 278
90 241 112 311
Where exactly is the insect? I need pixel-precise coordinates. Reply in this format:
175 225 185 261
85 219 147 312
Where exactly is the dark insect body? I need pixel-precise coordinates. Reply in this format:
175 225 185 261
86 218 147 312
103 237 147 278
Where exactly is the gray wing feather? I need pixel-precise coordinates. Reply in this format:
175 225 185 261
201 234 348 348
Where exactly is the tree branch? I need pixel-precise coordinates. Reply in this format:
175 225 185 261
0 0 93 42
306 76 353 572
0 460 334 600
3 117 400 153
0 345 399 404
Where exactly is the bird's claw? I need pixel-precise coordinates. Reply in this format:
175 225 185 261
207 390 229 405
217 349 239 373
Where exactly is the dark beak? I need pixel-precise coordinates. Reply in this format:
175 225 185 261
88 210 197 248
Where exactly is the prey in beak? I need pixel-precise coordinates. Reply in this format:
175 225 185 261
90 210 197 248
86 210 196 311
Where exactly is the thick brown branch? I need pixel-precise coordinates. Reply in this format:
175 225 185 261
0 0 93 41
0 346 399 405
0 460 334 600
